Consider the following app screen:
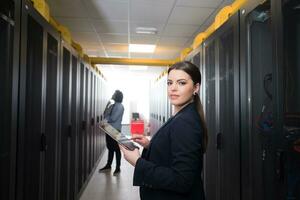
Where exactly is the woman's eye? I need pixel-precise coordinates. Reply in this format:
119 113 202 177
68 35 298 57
167 81 172 86
178 81 186 86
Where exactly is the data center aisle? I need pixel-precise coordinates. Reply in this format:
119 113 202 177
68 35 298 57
80 150 140 200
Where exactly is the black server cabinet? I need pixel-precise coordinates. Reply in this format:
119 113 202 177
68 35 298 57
96 77 104 158
89 74 95 170
239 1 273 200
281 2 300 199
218 13 240 200
89 71 95 173
85 68 91 177
19 9 44 200
203 12 240 200
272 0 300 199
44 31 60 200
94 77 99 163
70 54 80 199
97 77 103 160
59 45 72 200
204 38 218 200
0 0 19 199
78 63 86 190
17 1 60 199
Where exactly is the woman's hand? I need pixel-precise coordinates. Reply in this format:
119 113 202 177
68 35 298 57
131 134 150 148
119 145 140 167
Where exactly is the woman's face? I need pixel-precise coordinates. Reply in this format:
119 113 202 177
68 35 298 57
167 69 199 108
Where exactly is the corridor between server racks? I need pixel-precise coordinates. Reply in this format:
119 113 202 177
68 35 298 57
80 150 140 200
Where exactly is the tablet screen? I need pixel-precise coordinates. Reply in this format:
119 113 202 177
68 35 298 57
98 122 139 151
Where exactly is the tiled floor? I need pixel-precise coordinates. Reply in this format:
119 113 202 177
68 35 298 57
80 150 140 200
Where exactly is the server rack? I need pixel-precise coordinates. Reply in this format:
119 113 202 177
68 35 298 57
199 12 240 200
239 1 274 200
0 0 20 199
70 52 80 200
90 74 95 171
59 42 73 200
84 67 90 179
17 1 61 199
272 0 300 199
149 73 171 136
78 62 86 191
44 27 60 200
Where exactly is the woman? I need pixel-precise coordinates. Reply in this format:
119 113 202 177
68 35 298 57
99 90 124 175
120 61 208 200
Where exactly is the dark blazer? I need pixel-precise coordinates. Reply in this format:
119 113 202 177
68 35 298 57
133 102 205 200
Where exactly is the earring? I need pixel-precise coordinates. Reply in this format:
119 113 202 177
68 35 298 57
193 92 197 96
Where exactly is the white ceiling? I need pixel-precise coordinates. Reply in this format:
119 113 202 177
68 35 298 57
48 0 234 60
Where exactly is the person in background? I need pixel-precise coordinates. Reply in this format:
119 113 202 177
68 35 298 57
120 61 208 200
99 90 124 175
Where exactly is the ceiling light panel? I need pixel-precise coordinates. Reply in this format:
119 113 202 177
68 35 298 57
136 27 157 35
131 22 164 35
129 44 156 53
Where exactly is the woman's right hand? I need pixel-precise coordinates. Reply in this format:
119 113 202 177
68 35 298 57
131 134 150 148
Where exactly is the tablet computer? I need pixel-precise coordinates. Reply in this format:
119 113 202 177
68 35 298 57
98 121 139 151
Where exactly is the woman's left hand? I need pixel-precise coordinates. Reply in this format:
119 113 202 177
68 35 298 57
119 145 140 167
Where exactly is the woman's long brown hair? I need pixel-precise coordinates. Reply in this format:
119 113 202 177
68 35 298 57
168 61 208 152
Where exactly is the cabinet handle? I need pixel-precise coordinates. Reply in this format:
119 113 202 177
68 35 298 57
216 133 222 150
40 133 47 152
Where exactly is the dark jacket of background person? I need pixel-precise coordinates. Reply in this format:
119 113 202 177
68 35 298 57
133 102 205 200
104 101 124 151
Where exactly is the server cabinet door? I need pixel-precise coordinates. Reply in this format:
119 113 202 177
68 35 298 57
282 2 300 200
273 1 300 199
217 13 240 200
0 1 16 199
203 39 218 200
203 12 240 200
18 14 44 200
78 63 86 190
89 74 95 169
70 55 79 199
91 75 96 166
95 78 100 159
44 33 60 200
60 47 72 200
240 3 273 200
84 68 90 179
